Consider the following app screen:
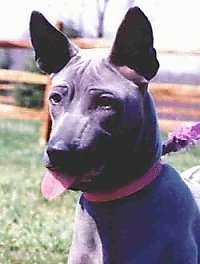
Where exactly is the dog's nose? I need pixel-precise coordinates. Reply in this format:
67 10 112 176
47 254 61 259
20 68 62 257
47 142 67 166
46 139 82 167
47 138 65 152
47 145 64 157
47 138 79 154
45 139 97 174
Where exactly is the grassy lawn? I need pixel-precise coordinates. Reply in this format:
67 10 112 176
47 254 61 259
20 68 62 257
0 118 199 263
0 119 79 264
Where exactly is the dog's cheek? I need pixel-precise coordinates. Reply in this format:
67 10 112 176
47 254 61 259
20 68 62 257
96 110 121 134
120 95 145 143
49 104 63 121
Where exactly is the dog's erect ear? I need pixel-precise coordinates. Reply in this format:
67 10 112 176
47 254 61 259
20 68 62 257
29 11 78 74
110 7 159 80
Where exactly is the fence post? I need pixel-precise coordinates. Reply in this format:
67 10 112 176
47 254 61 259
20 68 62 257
40 77 51 145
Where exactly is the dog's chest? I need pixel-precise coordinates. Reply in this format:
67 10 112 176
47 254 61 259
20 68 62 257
67 188 170 264
68 197 103 264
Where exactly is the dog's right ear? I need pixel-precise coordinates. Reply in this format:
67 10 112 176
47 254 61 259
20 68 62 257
29 11 78 74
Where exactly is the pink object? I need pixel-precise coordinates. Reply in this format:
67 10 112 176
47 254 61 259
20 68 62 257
41 169 75 200
84 161 163 202
163 122 200 155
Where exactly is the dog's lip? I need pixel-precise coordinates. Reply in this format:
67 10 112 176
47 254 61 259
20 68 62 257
41 164 104 200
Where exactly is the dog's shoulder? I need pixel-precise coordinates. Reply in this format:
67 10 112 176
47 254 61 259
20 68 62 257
152 163 200 220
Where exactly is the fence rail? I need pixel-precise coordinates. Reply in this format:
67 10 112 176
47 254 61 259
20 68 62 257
0 104 44 120
150 83 200 132
1 69 200 142
1 39 200 55
0 69 49 84
0 39 200 143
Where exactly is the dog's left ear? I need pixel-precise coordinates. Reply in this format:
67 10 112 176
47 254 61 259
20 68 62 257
29 11 78 74
110 7 159 80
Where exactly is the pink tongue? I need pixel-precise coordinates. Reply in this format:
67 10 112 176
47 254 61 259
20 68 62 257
41 169 75 200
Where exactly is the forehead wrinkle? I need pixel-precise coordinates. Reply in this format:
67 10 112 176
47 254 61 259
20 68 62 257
76 58 139 98
50 61 91 96
77 58 106 92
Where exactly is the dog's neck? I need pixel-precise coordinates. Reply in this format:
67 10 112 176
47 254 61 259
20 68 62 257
84 160 163 202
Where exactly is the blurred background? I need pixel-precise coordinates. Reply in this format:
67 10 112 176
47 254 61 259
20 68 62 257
0 1 200 263
0 0 200 69
0 0 200 133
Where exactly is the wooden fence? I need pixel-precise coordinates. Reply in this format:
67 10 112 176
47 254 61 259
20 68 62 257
150 83 200 131
0 39 200 143
0 69 51 144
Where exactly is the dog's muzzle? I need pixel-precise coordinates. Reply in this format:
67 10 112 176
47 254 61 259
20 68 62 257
42 142 105 200
46 141 104 176
42 123 112 199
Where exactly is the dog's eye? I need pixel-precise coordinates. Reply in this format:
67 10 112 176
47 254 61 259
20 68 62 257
96 94 118 111
49 92 63 105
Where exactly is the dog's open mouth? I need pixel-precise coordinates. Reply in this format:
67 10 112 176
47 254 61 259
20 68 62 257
41 169 74 200
41 165 104 200
42 144 109 200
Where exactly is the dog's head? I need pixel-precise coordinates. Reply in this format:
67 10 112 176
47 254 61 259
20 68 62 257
30 7 162 199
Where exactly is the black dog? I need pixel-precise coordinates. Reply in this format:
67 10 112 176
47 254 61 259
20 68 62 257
30 7 200 263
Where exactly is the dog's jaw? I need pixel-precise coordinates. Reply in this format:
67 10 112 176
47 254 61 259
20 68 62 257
84 161 163 202
42 160 163 202
41 164 105 200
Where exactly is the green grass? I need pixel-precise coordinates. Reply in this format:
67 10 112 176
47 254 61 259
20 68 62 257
0 119 79 264
162 133 200 172
0 118 199 263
